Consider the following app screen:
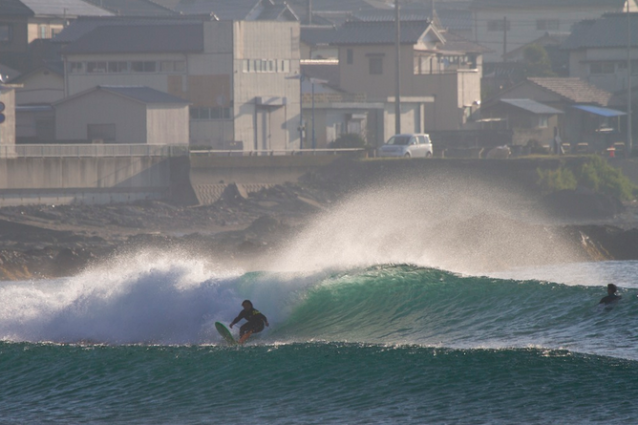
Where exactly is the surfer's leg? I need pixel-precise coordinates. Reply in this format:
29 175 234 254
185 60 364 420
238 331 253 344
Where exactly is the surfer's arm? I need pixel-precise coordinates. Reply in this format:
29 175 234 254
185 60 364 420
229 311 246 328
258 313 269 326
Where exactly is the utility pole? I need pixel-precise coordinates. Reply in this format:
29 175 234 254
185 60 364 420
394 0 401 134
628 3 633 156
502 16 508 62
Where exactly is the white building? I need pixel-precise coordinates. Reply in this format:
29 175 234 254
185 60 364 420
54 85 190 145
59 17 301 150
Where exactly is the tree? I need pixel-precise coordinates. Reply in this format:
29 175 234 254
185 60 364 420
523 44 555 78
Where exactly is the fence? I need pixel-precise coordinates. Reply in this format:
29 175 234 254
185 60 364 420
189 148 366 157
0 145 365 158
0 144 190 158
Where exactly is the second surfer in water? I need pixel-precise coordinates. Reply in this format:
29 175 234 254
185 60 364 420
599 283 622 305
229 300 269 344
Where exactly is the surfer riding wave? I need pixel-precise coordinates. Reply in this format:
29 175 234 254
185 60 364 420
230 300 269 344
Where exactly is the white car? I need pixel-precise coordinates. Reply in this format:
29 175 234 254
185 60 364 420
377 134 433 158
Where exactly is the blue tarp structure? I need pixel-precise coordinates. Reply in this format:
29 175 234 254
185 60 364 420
572 105 626 117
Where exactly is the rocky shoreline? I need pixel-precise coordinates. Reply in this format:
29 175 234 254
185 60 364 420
1 164 637 280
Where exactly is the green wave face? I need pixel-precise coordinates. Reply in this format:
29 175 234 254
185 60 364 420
269 265 638 358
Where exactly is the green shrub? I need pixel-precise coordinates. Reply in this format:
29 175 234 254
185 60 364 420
537 155 638 201
330 133 366 149
574 155 636 201
537 167 577 193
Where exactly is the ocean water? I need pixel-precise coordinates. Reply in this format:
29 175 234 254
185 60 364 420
1 257 637 424
2 183 638 424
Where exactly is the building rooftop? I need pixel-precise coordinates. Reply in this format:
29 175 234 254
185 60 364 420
500 98 564 114
471 0 626 8
528 77 614 105
172 0 297 20
301 26 337 46
20 0 112 17
98 86 190 104
55 85 191 106
352 6 472 33
83 0 177 16
53 15 207 44
62 22 204 54
331 20 432 45
0 0 35 16
562 13 638 50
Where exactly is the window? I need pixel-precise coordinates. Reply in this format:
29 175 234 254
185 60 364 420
174 61 186 72
39 25 47 39
242 59 290 73
87 62 107 73
131 61 156 72
190 107 231 120
369 57 383 75
87 124 116 142
346 49 353 64
108 61 129 73
160 61 174 72
534 116 548 129
0 24 13 42
69 62 84 73
536 19 559 31
590 62 615 74
487 19 510 32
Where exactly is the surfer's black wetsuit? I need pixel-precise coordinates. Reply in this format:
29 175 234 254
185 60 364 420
230 308 268 337
599 294 621 305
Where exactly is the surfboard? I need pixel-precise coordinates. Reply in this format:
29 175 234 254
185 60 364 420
215 322 237 346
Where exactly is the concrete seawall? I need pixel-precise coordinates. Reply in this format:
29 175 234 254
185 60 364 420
0 156 174 207
0 154 362 207
1 154 633 208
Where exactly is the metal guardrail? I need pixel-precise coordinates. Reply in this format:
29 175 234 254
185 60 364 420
0 144 190 158
189 148 366 156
